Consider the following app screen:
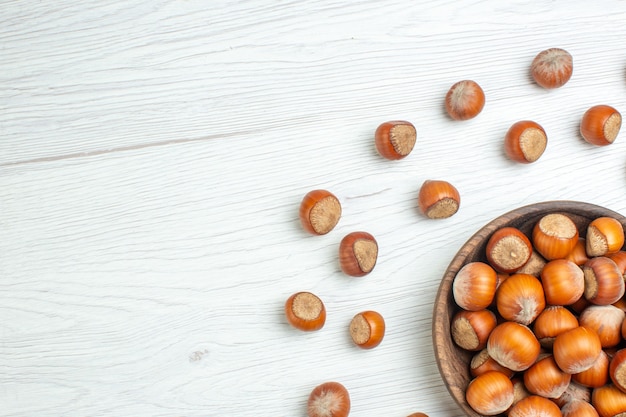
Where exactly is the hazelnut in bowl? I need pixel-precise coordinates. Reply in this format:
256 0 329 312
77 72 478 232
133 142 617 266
432 201 626 417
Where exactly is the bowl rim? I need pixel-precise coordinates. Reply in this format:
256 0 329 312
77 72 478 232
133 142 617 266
431 200 626 417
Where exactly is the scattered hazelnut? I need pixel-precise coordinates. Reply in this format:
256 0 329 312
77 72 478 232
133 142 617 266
284 291 326 331
375 120 417 160
349 310 385 349
504 120 548 163
530 47 573 89
580 104 622 146
299 189 341 235
307 381 350 417
417 179 460 219
339 232 378 277
445 80 485 120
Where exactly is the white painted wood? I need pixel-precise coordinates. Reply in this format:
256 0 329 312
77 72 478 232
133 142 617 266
2 1 626 416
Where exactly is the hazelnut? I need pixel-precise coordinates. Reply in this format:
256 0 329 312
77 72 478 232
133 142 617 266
284 292 326 331
530 47 573 89
504 120 548 163
444 80 485 120
299 189 341 235
349 310 385 349
375 120 417 160
580 104 622 146
417 179 460 219
339 232 378 277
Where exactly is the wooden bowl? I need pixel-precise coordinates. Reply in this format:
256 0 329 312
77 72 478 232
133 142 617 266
432 200 626 417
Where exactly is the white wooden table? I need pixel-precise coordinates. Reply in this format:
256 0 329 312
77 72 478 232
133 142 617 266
3 1 626 416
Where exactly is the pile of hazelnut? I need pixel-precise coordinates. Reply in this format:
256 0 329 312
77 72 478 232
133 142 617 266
286 47 623 417
451 212 626 417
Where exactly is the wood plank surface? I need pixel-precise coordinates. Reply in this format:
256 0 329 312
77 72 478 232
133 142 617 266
3 1 626 416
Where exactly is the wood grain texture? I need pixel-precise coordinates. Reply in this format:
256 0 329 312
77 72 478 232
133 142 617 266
2 1 626 416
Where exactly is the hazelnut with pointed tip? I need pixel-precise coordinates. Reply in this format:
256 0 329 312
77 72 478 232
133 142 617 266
531 47 573 89
445 80 485 120
307 381 351 417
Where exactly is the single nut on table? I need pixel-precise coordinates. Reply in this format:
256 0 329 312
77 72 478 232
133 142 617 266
307 381 350 417
504 120 548 163
374 120 417 160
530 47 573 89
284 291 326 331
444 79 485 120
349 310 385 349
580 104 622 146
338 231 378 277
299 189 341 235
417 179 460 219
